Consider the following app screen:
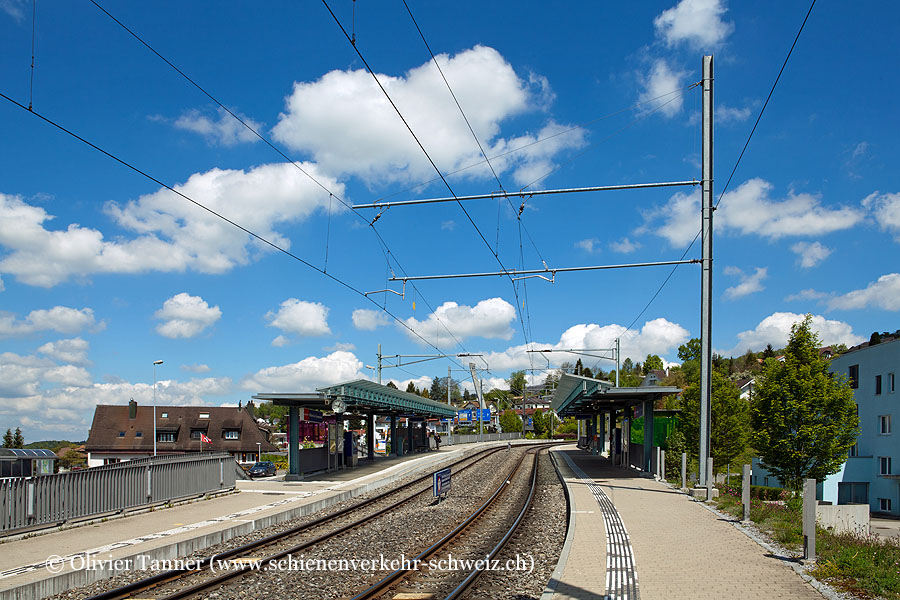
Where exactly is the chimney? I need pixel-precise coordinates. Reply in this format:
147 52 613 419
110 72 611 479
128 398 137 420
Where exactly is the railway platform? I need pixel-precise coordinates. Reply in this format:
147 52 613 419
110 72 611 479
0 440 523 600
544 446 827 600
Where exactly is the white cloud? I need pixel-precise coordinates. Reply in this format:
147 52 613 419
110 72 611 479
828 273 900 311
181 363 211 373
352 308 391 331
173 107 262 146
721 312 864 356
0 306 102 338
862 191 900 241
575 238 599 253
154 293 222 339
639 60 685 118
0 275 4 291
240 351 365 393
271 335 290 347
791 241 832 268
723 266 767 300
271 45 584 186
717 104 751 123
387 375 433 394
266 299 331 337
610 237 641 253
326 342 356 352
482 318 690 371
639 178 865 246
0 0 26 21
654 0 734 49
785 289 829 303
0 165 341 286
441 221 456 231
37 337 91 366
403 298 517 346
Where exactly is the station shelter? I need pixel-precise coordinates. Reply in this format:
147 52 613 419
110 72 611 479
550 373 680 474
254 379 457 481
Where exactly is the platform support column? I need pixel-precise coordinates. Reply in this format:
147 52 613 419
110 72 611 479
286 405 300 481
390 415 399 457
591 416 599 455
598 412 606 455
643 399 655 473
366 413 375 460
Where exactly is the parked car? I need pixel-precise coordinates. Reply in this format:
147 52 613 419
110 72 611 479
247 461 277 478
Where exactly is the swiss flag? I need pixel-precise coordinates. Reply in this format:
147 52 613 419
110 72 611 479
200 433 212 444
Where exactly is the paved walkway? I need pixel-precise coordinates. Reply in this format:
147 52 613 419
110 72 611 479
547 446 824 600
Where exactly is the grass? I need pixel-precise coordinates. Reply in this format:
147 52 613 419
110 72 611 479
712 483 900 599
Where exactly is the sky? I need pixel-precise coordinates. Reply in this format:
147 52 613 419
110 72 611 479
1 0 898 442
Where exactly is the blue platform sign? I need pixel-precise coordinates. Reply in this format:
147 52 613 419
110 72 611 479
458 409 490 423
477 409 490 422
457 410 471 423
433 467 451 497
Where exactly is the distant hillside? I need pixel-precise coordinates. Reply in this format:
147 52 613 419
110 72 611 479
23 440 85 453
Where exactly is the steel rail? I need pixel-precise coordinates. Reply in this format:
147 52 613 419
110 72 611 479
87 446 506 600
443 446 541 600
352 180 700 209
349 443 558 600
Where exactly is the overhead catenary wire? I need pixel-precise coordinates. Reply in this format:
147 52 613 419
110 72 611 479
0 90 476 373
87 0 475 360
321 0 534 351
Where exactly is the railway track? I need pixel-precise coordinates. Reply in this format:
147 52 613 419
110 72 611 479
85 445 513 600
349 444 550 600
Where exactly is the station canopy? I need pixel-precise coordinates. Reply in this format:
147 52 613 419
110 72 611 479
254 379 457 419
551 373 680 417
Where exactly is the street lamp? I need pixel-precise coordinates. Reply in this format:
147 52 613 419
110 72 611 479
153 360 163 457
256 442 261 463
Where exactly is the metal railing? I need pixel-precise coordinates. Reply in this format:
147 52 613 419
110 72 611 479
442 432 522 446
0 452 235 535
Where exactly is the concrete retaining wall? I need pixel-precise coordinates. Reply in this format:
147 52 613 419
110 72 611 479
817 503 869 535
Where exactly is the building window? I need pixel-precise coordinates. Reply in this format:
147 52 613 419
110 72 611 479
876 375 882 395
136 432 142 437
880 415 892 435
879 456 892 476
161 412 168 418
118 431 125 437
158 432 175 443
880 498 893 512
224 430 239 440
849 444 858 458
763 477 769 487
848 365 859 389
890 373 896 393
103 458 120 465
190 429 207 440
838 482 869 504
199 413 210 419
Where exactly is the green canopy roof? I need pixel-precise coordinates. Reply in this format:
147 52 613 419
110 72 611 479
551 373 680 416
317 379 458 418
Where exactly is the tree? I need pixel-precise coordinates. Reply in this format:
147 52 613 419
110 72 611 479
406 381 417 394
386 381 398 389
2 429 13 448
581 367 594 379
532 409 548 437
508 370 527 395
643 354 664 374
485 388 511 411
680 371 750 474
870 331 882 346
574 358 584 375
762 343 775 359
13 427 24 448
751 315 859 490
499 409 522 433
430 376 443 400
678 338 701 362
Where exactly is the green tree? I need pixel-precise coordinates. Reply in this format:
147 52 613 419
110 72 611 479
869 331 882 346
430 376 443 400
2 429 13 448
485 388 511 411
581 367 593 378
13 427 24 448
532 409 547 437
680 371 750 474
678 339 701 362
643 354 664 374
386 381 398 389
499 409 522 433
574 358 584 375
508 370 527 394
406 381 417 394
751 315 859 490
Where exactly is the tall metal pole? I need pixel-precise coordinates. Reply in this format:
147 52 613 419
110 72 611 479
447 365 452 407
152 359 163 457
376 343 382 384
699 55 714 487
615 337 620 387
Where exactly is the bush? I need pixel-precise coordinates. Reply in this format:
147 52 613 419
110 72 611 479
750 485 793 501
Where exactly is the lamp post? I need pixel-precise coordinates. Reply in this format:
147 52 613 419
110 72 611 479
153 360 163 457
256 442 261 463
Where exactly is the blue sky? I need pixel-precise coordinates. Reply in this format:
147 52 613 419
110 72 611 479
1 0 898 441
